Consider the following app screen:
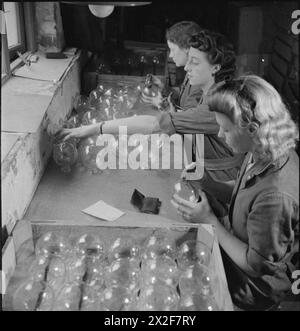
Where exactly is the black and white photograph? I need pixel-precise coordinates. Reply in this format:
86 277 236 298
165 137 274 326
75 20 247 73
1 0 299 313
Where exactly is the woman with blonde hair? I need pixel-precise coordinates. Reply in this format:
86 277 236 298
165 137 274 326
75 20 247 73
172 75 299 310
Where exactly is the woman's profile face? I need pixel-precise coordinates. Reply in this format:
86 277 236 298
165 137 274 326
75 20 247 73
215 112 253 153
184 47 217 87
167 40 188 67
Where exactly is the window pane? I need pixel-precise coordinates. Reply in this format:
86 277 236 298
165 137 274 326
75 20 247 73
4 2 20 48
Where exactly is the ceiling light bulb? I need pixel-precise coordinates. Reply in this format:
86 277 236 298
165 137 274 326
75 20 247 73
88 4 115 17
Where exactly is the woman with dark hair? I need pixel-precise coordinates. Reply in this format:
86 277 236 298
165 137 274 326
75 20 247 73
58 29 244 214
172 75 299 310
158 29 244 209
142 21 203 111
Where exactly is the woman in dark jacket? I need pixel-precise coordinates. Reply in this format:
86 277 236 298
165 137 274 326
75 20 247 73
58 29 244 215
141 20 203 111
172 75 299 310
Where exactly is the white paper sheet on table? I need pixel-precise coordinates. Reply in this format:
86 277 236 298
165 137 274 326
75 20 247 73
82 200 125 222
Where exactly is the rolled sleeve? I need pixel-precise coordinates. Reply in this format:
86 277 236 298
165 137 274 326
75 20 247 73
158 105 220 135
246 192 298 275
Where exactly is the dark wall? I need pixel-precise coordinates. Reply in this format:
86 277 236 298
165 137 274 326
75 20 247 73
60 1 299 123
60 1 231 51
122 1 229 43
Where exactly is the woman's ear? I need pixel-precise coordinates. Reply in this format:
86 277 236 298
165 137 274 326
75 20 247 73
212 64 221 75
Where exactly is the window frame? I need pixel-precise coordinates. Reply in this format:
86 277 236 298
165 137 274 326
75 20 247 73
1 2 36 85
5 2 27 61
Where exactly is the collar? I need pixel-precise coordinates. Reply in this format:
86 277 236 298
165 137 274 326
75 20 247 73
241 152 289 187
179 74 190 97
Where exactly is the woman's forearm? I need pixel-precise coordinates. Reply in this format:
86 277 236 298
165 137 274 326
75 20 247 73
102 115 160 135
212 219 258 277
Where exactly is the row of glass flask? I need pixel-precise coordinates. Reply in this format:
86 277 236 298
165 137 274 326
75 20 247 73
12 230 221 311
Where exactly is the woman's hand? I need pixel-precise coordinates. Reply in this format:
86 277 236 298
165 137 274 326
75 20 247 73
166 92 176 112
56 124 99 141
151 75 165 90
171 189 219 225
141 90 164 109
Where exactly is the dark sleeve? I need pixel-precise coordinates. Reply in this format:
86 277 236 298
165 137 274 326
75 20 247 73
158 104 220 135
161 86 180 105
179 85 203 110
246 192 299 275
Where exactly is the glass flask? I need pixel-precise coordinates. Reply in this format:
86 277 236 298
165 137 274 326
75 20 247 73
178 265 197 296
64 115 80 129
176 240 211 270
46 256 66 296
53 282 82 311
35 232 72 258
173 180 199 203
13 279 54 311
138 284 179 311
52 138 78 173
123 86 140 108
152 56 160 75
107 236 140 263
77 135 104 174
139 54 147 76
111 54 122 74
178 292 219 311
141 255 179 288
88 87 104 110
100 285 138 311
65 254 86 284
105 257 141 291
192 263 216 297
81 108 107 126
73 233 105 261
141 232 176 261
141 74 160 99
85 259 106 291
96 60 112 74
74 94 90 121
101 94 120 118
80 286 105 311
28 255 49 282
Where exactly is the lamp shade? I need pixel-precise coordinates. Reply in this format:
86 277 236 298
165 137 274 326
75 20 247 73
88 4 114 17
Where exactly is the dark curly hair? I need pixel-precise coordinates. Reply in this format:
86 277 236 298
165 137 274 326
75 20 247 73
188 30 236 83
165 21 202 49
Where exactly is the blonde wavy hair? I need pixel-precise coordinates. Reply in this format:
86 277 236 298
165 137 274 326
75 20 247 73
207 75 299 161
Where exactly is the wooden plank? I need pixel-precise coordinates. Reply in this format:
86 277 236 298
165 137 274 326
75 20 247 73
1 237 16 294
1 92 53 133
11 220 34 264
124 40 167 51
1 133 22 163
1 56 81 230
